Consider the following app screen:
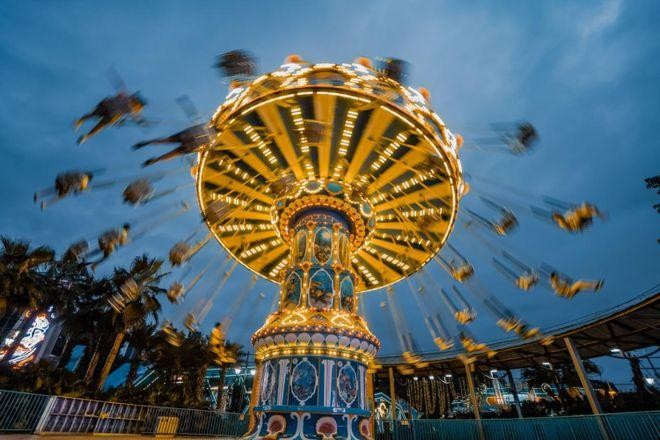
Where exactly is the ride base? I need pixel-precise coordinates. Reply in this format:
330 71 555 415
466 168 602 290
245 208 379 440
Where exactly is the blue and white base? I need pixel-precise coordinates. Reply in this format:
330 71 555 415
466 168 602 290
244 355 372 439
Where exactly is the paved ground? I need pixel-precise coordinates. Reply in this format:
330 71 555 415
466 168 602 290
4 436 239 439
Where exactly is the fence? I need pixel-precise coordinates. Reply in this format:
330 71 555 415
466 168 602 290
375 411 660 440
0 389 248 437
0 389 51 433
2 389 658 439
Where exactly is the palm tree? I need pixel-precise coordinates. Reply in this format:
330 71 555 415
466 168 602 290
179 331 215 407
59 296 101 373
81 298 114 386
73 277 117 387
0 237 54 364
143 327 186 406
95 255 167 391
43 260 94 369
123 323 156 393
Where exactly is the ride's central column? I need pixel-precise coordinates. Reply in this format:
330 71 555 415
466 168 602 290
248 205 380 440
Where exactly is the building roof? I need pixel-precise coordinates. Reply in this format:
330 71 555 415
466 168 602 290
376 285 660 376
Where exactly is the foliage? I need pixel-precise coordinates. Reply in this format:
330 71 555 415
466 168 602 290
645 175 660 213
0 237 54 317
521 359 601 389
0 237 246 410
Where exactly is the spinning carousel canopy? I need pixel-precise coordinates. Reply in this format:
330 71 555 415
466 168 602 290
196 61 464 291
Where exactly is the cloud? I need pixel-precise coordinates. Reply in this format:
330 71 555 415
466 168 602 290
579 0 622 40
552 0 629 86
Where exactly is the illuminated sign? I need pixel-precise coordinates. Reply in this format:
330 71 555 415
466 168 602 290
0 308 53 367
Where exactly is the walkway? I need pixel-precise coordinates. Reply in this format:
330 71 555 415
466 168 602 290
5 436 239 439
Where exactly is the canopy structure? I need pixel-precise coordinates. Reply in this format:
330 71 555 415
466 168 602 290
376 287 660 374
196 61 464 292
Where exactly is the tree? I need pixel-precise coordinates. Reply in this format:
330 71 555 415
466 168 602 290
180 331 215 407
142 326 188 407
0 237 54 365
645 175 660 213
81 295 115 386
95 255 167 391
522 360 601 391
563 359 602 387
627 355 657 404
43 260 95 370
134 325 245 409
522 360 603 415
123 323 156 394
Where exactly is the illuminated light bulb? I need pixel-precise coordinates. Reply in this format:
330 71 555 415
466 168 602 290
418 87 431 102
455 133 464 148
355 57 373 69
285 54 302 64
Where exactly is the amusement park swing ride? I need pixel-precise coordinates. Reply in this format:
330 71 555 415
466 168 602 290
33 51 606 439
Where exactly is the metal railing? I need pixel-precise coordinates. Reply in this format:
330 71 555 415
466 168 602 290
2 388 658 439
375 411 660 440
140 406 247 437
0 389 247 437
0 389 51 433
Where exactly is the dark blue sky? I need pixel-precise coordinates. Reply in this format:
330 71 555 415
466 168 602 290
1 1 658 384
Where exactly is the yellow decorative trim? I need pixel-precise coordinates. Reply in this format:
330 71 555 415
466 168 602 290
278 195 368 249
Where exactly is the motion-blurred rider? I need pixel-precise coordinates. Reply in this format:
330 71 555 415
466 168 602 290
91 224 130 270
551 202 605 232
133 124 217 166
549 272 603 298
34 171 94 210
75 92 147 144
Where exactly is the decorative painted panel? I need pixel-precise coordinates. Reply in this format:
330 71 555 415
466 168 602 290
336 361 359 407
313 227 333 264
308 269 334 309
283 272 302 310
293 229 307 263
289 357 319 405
260 361 277 406
339 274 355 311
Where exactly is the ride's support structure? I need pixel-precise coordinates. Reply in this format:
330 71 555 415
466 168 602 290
505 368 524 419
366 369 376 436
464 361 486 440
464 362 481 421
388 367 397 422
564 336 612 440
247 208 380 439
195 59 464 439
564 336 602 415
247 360 263 434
